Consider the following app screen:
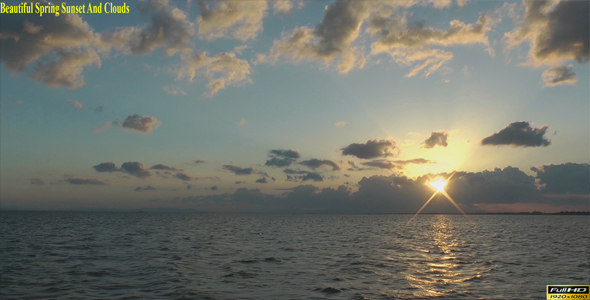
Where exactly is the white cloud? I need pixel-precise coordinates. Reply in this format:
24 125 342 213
163 85 187 96
177 51 252 97
68 99 83 109
197 0 268 41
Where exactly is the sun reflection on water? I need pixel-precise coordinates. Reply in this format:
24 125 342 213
404 215 483 298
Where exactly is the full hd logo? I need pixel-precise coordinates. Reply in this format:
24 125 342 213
547 285 590 299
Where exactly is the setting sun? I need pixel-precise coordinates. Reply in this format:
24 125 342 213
429 178 448 193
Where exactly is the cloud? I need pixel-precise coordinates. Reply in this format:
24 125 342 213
256 177 268 183
197 0 268 41
68 99 83 109
396 158 437 165
101 0 194 56
121 114 161 134
94 121 114 134
272 0 304 14
174 172 193 181
542 65 577 87
177 51 252 96
334 121 347 127
341 138 399 159
360 160 400 170
93 162 120 173
270 149 300 159
265 157 294 168
481 121 551 147
265 149 300 167
284 169 323 182
150 164 183 171
0 4 101 88
422 131 449 149
238 118 247 126
189 159 207 165
258 1 499 76
256 1 371 73
300 159 340 171
179 163 588 213
211 185 218 191
29 178 44 185
135 185 157 192
505 0 589 66
121 162 152 179
223 165 266 177
66 178 107 185
163 85 187 96
531 163 589 194
360 158 437 170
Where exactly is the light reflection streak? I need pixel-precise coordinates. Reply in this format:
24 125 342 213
405 171 472 227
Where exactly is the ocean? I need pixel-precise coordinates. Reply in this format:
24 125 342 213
1 212 588 299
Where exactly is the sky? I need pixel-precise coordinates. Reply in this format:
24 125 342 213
0 0 588 213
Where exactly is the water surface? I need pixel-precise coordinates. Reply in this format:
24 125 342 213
1 212 588 299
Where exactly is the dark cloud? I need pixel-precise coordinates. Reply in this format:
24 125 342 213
66 178 107 186
29 178 44 185
265 149 300 167
284 169 323 182
300 159 340 171
256 177 268 184
481 121 551 147
0 4 100 88
93 162 120 173
150 164 183 171
135 185 157 192
265 157 295 168
177 163 588 213
361 160 400 170
223 165 255 175
506 0 589 65
422 131 449 149
542 65 577 87
341 138 399 159
270 149 300 159
121 114 161 134
222 165 266 177
211 185 218 191
174 172 192 181
190 159 207 165
121 162 152 179
532 163 590 194
102 0 193 56
359 158 437 170
258 1 371 73
235 181 246 184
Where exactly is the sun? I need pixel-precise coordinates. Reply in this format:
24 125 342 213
406 171 472 227
429 178 447 193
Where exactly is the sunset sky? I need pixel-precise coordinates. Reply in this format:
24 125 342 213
1 0 588 212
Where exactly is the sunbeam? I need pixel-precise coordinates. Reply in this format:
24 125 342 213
406 171 471 227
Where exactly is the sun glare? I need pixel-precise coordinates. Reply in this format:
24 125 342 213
429 178 447 193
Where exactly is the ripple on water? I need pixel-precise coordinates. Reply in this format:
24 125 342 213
1 213 588 299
